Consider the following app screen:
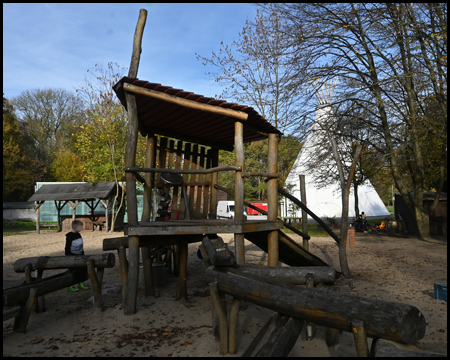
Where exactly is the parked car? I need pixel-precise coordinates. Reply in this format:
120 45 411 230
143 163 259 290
217 201 247 220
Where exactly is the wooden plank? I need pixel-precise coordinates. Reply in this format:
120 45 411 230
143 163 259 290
125 220 283 236
209 148 219 219
204 267 427 344
171 140 183 220
203 150 212 219
179 143 191 219
157 137 168 187
189 144 199 218
195 147 206 218
123 82 249 121
142 134 156 222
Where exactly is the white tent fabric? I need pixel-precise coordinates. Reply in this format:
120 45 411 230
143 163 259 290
283 81 390 219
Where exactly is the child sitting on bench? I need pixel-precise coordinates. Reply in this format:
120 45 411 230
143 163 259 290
65 220 89 292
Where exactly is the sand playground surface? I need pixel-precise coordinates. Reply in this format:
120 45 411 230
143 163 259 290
3 230 447 357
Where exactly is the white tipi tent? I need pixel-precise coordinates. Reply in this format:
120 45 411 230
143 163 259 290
283 80 390 219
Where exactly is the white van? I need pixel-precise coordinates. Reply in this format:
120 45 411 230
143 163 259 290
217 201 247 220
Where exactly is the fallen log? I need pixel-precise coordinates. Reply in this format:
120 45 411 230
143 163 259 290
205 266 426 344
233 264 337 285
242 312 303 357
14 254 115 273
3 270 88 307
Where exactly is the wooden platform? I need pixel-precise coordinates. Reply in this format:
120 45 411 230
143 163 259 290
124 219 284 236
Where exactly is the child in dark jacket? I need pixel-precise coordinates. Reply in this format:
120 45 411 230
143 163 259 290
65 220 89 292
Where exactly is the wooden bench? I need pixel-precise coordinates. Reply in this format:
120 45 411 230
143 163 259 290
3 254 115 333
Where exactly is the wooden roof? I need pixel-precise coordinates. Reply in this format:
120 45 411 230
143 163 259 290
28 182 119 202
113 77 282 151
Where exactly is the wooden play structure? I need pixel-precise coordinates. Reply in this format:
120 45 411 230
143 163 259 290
107 8 286 316
3 254 115 333
103 9 435 357
3 8 440 357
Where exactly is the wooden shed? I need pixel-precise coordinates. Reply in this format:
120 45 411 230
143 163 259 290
28 182 123 233
114 9 283 315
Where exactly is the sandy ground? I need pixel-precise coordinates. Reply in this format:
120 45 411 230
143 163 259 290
3 229 447 357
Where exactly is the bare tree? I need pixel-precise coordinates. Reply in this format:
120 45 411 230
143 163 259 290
258 3 447 238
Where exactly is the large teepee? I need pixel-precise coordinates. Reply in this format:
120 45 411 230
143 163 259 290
283 80 390 219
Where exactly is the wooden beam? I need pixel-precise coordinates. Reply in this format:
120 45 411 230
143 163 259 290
125 165 240 174
123 82 249 122
14 254 115 272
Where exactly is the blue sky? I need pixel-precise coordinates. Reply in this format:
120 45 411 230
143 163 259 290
3 3 258 100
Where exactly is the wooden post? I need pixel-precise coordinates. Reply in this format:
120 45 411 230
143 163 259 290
100 199 109 232
267 133 279 267
35 201 45 234
305 273 315 340
209 148 219 219
228 298 240 354
123 8 147 315
87 260 102 311
234 121 245 264
118 246 128 305
175 242 188 300
352 320 369 357
13 288 38 333
209 281 228 355
299 175 309 250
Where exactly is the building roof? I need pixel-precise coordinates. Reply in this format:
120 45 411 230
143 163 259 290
28 182 119 202
113 77 282 151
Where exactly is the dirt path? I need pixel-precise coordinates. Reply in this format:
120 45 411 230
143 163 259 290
3 231 447 356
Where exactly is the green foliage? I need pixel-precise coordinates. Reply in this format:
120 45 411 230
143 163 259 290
3 96 44 201
49 148 84 182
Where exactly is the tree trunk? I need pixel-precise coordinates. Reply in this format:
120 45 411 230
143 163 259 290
354 181 359 219
414 206 430 239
